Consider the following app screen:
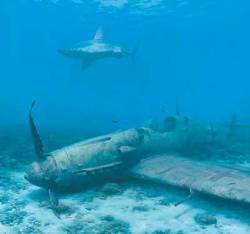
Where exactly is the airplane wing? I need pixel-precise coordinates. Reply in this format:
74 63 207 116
132 154 250 204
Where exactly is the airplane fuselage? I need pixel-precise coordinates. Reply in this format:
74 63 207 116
25 118 217 192
25 128 144 191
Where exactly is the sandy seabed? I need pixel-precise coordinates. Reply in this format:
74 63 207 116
0 167 250 234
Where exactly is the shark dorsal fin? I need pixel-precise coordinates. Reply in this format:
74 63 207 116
93 26 103 41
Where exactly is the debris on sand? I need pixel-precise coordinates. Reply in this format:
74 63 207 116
100 183 123 195
194 213 217 226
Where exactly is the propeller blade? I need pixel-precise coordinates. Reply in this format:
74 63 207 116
29 101 45 160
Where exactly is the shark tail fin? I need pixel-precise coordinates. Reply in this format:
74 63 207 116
124 40 140 65
124 40 140 57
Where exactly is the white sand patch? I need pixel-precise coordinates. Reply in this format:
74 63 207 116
1 170 250 233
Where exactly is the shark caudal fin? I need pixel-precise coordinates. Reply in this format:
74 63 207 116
126 40 140 64
124 40 140 63
123 40 140 64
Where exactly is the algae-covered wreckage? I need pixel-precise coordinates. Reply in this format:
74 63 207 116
25 102 250 211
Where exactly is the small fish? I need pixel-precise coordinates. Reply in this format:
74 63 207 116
161 109 166 113
113 120 119 124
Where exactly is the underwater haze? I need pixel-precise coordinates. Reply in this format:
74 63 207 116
1 0 250 131
1 0 250 234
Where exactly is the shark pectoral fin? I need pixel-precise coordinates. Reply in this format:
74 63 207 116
81 58 94 70
29 101 45 160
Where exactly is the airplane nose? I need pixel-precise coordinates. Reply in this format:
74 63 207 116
32 162 42 174
24 162 43 186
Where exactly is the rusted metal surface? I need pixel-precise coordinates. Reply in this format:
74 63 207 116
132 154 250 204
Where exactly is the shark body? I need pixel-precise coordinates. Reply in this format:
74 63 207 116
59 27 139 70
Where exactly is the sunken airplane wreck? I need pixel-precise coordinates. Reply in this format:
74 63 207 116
58 26 140 70
25 102 250 210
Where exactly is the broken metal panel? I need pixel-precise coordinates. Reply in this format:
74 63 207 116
132 154 250 204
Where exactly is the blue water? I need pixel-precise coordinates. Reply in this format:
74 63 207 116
1 1 250 233
1 0 250 131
